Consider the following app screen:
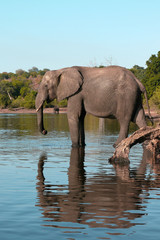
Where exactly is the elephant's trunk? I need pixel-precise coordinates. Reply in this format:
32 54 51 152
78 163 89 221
35 96 47 135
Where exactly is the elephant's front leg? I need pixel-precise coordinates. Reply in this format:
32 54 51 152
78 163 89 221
67 116 81 147
67 97 86 147
79 110 86 147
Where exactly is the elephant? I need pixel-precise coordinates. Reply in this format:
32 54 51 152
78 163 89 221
35 66 151 147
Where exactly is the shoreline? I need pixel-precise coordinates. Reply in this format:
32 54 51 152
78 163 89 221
0 107 67 114
0 107 160 121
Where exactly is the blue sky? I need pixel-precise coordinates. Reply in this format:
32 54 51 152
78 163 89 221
0 0 160 72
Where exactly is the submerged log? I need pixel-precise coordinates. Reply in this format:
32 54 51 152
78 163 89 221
109 126 160 164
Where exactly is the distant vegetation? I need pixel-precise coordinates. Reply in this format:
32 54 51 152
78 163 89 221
0 67 67 109
130 51 160 110
0 51 160 110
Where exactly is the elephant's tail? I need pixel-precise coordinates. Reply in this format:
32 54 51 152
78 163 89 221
135 77 152 121
143 91 152 120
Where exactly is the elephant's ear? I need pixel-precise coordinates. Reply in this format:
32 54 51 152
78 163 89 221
57 68 83 101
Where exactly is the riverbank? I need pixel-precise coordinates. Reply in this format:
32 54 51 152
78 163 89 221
0 107 160 121
0 107 67 114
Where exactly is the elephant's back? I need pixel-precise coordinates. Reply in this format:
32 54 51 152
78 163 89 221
81 66 134 91
81 66 139 118
79 66 136 85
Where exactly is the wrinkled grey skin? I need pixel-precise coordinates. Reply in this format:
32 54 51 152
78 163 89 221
35 66 150 147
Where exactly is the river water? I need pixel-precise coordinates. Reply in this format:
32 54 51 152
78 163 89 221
0 113 160 240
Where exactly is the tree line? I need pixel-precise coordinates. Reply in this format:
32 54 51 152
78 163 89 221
130 51 160 110
0 51 160 110
0 67 67 109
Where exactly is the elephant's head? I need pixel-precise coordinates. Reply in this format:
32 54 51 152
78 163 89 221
35 68 83 135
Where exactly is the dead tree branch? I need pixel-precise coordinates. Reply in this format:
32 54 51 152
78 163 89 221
109 126 160 164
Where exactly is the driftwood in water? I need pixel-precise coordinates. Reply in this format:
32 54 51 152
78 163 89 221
109 126 160 164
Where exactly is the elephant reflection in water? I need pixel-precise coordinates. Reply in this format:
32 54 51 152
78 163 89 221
36 148 160 230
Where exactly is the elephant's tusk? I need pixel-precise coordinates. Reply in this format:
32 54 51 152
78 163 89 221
36 101 44 112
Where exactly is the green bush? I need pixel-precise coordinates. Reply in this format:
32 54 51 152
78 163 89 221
149 87 160 109
10 96 24 108
23 91 37 109
20 86 31 98
45 99 67 108
0 94 11 108
10 91 36 109
0 80 12 108
57 99 67 107
143 73 160 99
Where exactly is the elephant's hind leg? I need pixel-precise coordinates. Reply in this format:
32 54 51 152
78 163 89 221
114 118 130 147
114 95 134 147
133 106 147 128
